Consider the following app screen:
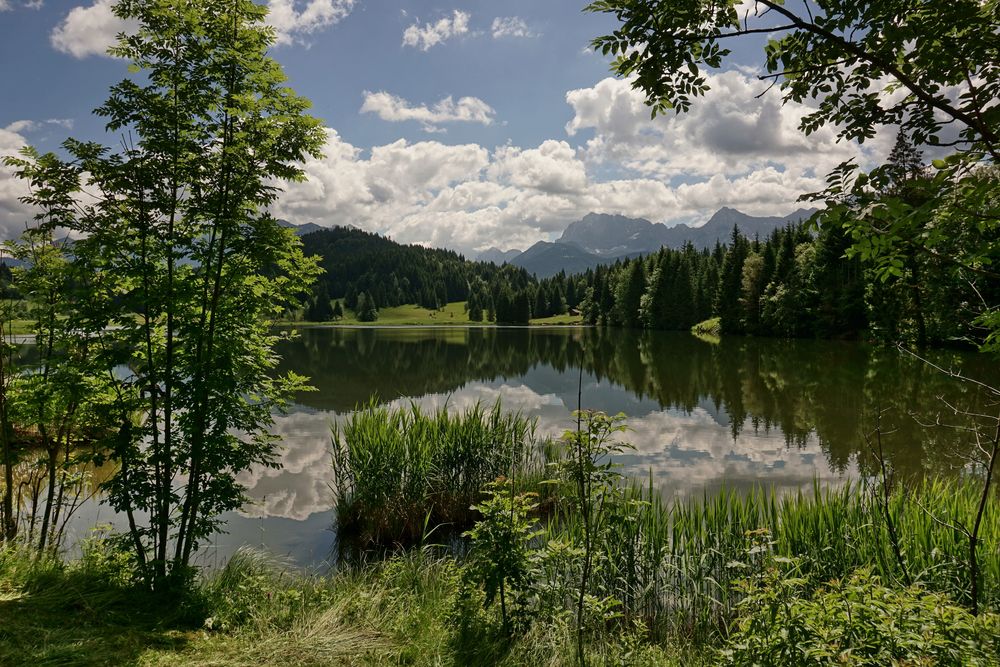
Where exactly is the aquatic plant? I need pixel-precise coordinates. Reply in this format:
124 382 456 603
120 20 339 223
331 400 543 549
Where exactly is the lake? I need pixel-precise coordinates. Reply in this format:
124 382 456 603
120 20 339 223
65 326 1000 569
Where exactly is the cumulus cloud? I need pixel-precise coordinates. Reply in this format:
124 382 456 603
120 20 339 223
0 125 32 239
271 122 831 254
50 0 133 58
565 72 895 182
0 121 74 239
265 0 354 46
402 10 469 51
51 0 352 58
491 16 536 39
361 91 495 132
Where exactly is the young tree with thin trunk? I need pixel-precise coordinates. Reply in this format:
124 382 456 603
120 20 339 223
7 0 324 587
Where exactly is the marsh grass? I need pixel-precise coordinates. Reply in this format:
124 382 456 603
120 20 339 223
539 477 1000 640
331 400 547 550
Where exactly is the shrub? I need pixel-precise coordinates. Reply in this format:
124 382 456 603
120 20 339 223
721 561 1000 666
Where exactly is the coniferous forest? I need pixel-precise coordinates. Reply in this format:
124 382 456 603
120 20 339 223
300 135 997 348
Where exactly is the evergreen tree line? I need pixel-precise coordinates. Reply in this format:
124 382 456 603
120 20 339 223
575 224 865 338
572 213 994 347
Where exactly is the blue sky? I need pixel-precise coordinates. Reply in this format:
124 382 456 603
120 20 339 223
0 0 890 253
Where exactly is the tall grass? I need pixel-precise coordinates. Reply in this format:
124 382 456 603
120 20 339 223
331 400 544 549
542 477 1000 639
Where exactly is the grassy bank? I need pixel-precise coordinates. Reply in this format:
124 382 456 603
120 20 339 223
4 479 999 666
283 301 584 327
5 402 1000 665
0 543 695 666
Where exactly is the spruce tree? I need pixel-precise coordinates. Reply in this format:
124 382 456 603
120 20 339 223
615 260 646 328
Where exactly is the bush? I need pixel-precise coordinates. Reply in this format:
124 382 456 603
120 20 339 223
721 561 1000 666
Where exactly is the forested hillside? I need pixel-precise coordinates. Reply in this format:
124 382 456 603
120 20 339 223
299 226 536 323
298 186 996 347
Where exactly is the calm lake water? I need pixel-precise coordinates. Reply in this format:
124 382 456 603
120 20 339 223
66 326 1000 569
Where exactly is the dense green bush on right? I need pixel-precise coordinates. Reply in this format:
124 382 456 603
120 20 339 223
721 562 1000 666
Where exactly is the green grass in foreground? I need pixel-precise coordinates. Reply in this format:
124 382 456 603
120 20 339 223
5 474 1000 666
0 545 692 667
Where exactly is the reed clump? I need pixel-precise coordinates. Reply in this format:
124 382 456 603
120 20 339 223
537 477 1000 640
331 400 544 549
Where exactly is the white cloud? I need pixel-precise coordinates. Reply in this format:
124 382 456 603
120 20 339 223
50 0 133 58
488 141 587 195
0 1 10 11
565 72 893 181
265 0 354 46
361 91 495 132
0 123 34 240
51 0 352 58
402 10 469 51
491 16 536 39
0 119 86 239
271 122 830 254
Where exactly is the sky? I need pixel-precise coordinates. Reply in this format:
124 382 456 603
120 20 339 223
0 0 895 255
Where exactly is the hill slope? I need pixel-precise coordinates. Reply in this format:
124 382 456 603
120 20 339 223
509 241 605 279
300 226 533 311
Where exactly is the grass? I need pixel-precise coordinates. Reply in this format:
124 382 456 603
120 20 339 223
300 301 481 326
5 475 998 665
544 478 1000 639
3 474 999 665
530 313 584 325
690 317 721 344
331 400 547 551
5 402 1000 664
6 319 35 335
284 301 586 327
329 400 1000 647
0 543 693 666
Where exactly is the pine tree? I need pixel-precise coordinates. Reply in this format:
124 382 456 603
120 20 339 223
307 283 334 322
614 260 646 328
716 227 748 334
534 286 548 319
357 291 378 322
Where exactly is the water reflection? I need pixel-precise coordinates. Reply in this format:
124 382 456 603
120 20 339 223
70 327 1000 567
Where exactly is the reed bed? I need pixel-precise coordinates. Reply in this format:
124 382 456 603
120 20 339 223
331 400 544 549
541 477 1000 639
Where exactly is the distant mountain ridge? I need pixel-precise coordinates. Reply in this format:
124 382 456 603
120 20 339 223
558 207 817 256
282 208 816 279
477 247 523 264
277 219 327 236
504 207 816 277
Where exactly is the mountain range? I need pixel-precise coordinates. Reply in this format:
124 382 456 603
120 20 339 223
482 207 817 278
